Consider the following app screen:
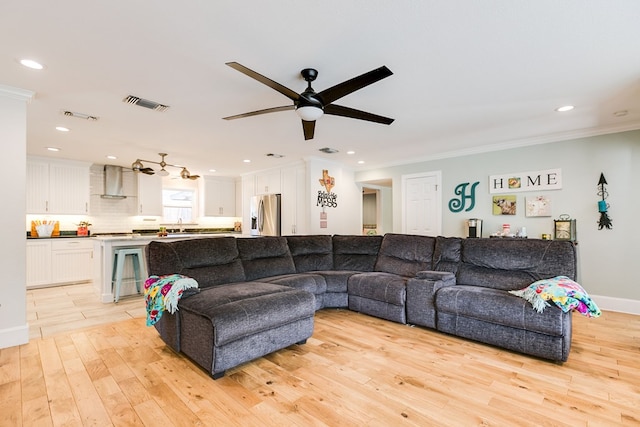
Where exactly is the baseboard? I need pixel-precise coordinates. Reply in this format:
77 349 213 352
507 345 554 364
591 294 640 316
0 322 29 349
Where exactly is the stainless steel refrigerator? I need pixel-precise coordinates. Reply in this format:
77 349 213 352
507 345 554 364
250 194 281 236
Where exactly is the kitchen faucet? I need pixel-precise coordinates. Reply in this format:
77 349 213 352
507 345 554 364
178 218 184 233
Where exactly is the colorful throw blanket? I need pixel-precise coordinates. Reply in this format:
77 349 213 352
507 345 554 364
509 276 601 318
144 274 199 326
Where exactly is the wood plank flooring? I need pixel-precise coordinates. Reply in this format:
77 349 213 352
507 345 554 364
4 284 640 426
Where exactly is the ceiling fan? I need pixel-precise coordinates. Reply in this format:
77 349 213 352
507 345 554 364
223 62 394 140
131 153 200 180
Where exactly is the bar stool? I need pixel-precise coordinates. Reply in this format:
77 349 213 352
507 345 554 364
112 248 146 303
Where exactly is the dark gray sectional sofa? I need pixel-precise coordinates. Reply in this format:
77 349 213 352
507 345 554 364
146 233 577 379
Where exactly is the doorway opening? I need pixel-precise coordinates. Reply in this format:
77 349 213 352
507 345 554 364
359 179 392 235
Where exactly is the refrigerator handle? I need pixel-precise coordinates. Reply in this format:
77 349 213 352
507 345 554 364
258 199 264 232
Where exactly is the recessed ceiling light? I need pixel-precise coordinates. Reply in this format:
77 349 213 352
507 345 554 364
55 126 70 132
243 159 251 163
19 59 44 70
357 160 365 164
555 105 574 112
106 155 117 160
347 151 355 155
47 147 60 152
209 169 217 173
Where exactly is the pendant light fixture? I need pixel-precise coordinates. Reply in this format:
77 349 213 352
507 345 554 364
131 153 200 180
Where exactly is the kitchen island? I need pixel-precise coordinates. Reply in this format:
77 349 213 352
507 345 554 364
93 233 239 303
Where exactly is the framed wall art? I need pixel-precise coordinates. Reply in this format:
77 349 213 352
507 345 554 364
525 195 551 217
492 195 516 215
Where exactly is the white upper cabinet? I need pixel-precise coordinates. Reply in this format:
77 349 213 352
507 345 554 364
137 173 163 215
26 157 90 214
201 176 236 217
255 169 281 194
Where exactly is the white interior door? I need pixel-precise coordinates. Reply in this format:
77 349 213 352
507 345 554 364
402 171 441 236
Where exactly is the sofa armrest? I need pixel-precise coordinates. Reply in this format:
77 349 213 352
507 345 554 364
406 271 456 329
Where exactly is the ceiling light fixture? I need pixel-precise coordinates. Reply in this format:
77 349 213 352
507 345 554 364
131 153 199 180
55 126 70 132
295 105 324 121
19 59 44 70
47 147 60 152
555 105 574 112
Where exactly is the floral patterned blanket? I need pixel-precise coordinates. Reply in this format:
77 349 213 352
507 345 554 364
144 274 199 326
509 275 601 318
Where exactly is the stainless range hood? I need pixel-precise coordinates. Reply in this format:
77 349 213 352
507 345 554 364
101 165 127 199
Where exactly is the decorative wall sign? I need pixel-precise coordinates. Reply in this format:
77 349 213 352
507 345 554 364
492 195 517 215
525 195 551 217
489 168 562 194
317 169 338 208
597 173 612 230
448 181 479 212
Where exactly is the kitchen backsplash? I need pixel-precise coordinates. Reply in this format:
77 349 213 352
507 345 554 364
26 164 240 234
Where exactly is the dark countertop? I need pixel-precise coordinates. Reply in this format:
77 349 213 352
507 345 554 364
27 231 91 239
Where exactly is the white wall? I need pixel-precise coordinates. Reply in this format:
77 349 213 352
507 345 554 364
356 130 640 313
306 157 361 235
0 85 33 348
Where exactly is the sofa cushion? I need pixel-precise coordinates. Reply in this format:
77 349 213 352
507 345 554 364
457 239 577 291
433 236 462 273
178 281 315 346
347 272 407 306
146 238 245 288
374 233 436 277
333 235 383 271
435 285 566 336
286 235 334 272
236 236 296 281
260 273 328 295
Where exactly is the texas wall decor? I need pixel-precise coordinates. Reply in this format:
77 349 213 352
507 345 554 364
317 169 337 209
489 168 562 194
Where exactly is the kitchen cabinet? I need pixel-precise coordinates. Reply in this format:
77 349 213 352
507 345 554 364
26 157 91 214
137 173 163 215
281 163 308 235
26 240 52 287
26 238 93 288
255 169 281 194
51 239 94 284
201 177 236 216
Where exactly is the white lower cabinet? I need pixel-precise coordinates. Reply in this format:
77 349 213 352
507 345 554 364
27 238 94 288
26 240 52 287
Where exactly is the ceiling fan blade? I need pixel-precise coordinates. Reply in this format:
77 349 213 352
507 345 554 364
188 175 200 180
226 62 300 101
324 104 394 125
317 66 393 105
140 167 155 175
302 120 316 140
223 105 294 120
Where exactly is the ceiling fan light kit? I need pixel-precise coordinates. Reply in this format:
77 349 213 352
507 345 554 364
131 153 200 180
223 62 394 140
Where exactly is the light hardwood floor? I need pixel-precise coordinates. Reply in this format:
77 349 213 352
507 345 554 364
3 284 640 426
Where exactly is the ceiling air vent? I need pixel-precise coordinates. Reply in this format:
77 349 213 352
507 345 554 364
123 95 169 112
319 147 339 154
63 110 98 121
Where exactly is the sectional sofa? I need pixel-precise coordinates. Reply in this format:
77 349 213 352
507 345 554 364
146 233 577 379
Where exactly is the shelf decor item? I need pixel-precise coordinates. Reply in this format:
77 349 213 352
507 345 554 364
597 173 613 230
77 220 91 236
554 214 576 241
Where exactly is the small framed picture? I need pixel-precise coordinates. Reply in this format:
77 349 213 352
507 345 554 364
492 195 516 215
554 215 576 241
526 196 551 217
